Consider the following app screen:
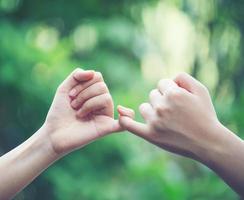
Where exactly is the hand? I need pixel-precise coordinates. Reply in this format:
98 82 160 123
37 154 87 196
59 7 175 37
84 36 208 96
44 69 133 156
118 72 222 162
0 68 134 199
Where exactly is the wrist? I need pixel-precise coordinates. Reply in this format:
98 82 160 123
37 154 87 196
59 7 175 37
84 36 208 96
199 122 243 169
35 124 62 161
0 125 61 199
41 122 75 157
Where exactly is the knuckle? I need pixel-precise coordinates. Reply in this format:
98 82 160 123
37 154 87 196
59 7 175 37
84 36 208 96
149 90 154 99
157 79 164 88
103 93 112 104
76 110 82 118
97 82 108 92
155 105 170 117
77 84 84 92
76 107 85 118
71 68 79 77
154 105 162 114
166 88 182 100
57 83 67 93
200 83 209 93
176 72 188 80
82 100 91 112
76 94 85 104
95 72 103 81
74 84 83 95
139 103 147 113
149 118 158 128
150 119 162 132
149 89 157 99
157 79 167 88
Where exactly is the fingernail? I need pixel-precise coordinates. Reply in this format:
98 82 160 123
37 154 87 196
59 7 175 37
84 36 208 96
118 105 129 110
117 105 124 111
69 88 77 97
118 105 128 114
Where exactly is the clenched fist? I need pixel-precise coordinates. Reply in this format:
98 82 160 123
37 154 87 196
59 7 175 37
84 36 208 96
118 73 224 161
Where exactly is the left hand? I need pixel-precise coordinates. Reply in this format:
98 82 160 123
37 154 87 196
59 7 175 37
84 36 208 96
43 69 134 156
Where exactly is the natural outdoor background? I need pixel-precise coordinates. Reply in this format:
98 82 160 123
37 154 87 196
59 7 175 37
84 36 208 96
0 0 243 199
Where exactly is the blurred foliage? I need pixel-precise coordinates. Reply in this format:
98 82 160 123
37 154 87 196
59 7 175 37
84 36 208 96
0 0 243 199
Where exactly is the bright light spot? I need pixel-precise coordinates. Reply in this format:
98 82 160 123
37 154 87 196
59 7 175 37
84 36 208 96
32 62 50 80
35 26 59 52
141 1 196 81
187 0 216 23
195 26 210 63
0 0 20 12
219 24 241 63
73 25 98 52
198 58 218 91
141 53 166 83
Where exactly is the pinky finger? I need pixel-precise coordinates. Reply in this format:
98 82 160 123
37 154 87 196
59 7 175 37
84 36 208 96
117 105 135 119
119 116 150 138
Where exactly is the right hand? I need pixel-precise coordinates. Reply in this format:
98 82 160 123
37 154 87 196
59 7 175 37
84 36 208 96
118 73 224 162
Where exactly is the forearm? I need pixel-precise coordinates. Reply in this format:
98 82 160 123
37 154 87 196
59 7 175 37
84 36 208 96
201 124 244 197
0 125 59 199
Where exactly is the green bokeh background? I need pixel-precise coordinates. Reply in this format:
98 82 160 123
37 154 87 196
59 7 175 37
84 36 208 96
0 0 243 199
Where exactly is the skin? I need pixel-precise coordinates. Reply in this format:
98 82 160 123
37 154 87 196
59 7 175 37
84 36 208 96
0 68 133 200
1 69 243 198
118 72 244 197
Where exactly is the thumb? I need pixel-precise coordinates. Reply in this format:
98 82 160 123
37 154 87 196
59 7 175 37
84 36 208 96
174 72 204 94
118 105 150 137
103 119 123 134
